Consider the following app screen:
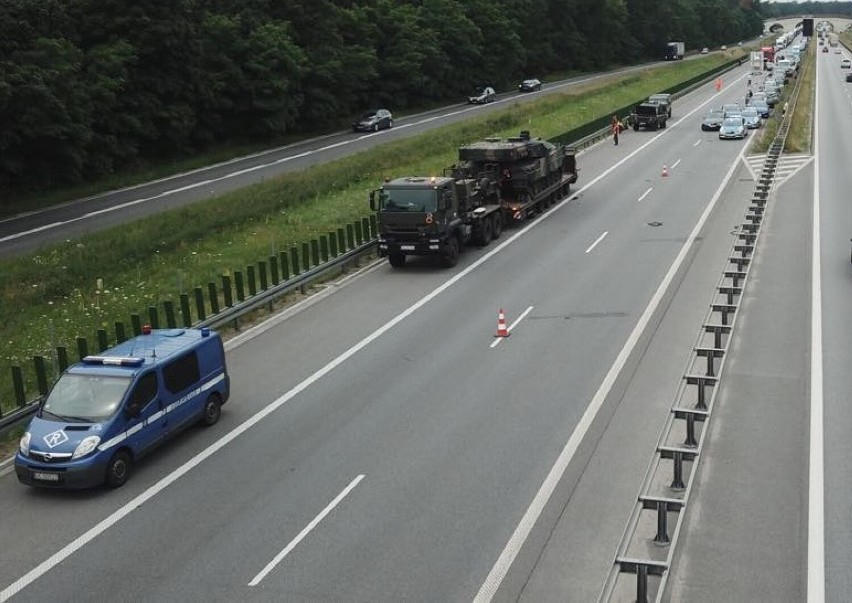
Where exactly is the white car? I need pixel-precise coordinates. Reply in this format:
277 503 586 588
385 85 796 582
842 59 851 69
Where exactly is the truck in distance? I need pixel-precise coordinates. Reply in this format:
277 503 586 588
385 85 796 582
665 41 685 60
631 102 668 131
370 131 578 268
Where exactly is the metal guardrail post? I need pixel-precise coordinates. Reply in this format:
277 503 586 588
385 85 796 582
33 356 48 395
247 266 257 297
131 313 142 336
194 287 206 321
310 239 320 266
76 337 88 360
208 282 220 315
164 300 177 328
290 247 300 276
12 366 25 407
234 271 245 303
97 329 108 351
115 321 127 343
302 241 311 272
347 224 355 250
329 231 338 257
269 256 279 286
57 346 68 372
180 294 192 328
221 275 233 308
279 251 290 281
320 236 329 263
338 228 346 253
148 305 160 329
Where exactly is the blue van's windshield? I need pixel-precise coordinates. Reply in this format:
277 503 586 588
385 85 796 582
42 374 132 423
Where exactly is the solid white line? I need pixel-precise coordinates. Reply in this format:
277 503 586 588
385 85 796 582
585 231 609 254
693 139 702 147
0 467 12 479
637 188 653 203
473 130 752 603
0 455 14 469
671 158 682 169
490 306 534 349
248 474 365 587
808 60 825 603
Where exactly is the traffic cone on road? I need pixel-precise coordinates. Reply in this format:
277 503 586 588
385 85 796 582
661 165 669 177
495 308 510 338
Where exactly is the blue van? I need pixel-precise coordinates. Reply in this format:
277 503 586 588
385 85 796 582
15 327 229 489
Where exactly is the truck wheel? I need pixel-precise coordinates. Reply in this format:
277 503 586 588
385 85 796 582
633 125 639 132
201 393 222 427
661 120 667 129
441 238 459 268
478 219 493 247
651 122 658 131
388 252 406 268
105 450 132 488
491 213 503 240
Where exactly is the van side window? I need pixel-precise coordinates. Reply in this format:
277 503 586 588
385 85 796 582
128 372 158 410
163 352 200 394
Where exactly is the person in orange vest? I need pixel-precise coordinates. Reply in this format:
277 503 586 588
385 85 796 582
715 77 723 92
611 114 620 146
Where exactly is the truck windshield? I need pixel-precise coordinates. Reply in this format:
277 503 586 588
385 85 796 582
41 373 132 423
636 105 658 115
383 188 439 213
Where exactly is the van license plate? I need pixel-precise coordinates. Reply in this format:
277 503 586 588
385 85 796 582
33 472 59 482
400 245 415 251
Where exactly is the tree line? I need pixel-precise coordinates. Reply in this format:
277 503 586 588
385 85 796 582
0 0 765 196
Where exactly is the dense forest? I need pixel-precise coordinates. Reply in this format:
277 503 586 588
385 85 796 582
0 0 765 196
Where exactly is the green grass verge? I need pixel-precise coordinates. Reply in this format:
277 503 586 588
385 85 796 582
0 52 744 413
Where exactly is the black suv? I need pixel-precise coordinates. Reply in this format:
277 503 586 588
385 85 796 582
631 103 668 131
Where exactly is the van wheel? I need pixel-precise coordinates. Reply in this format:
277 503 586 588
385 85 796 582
105 450 132 488
201 393 222 427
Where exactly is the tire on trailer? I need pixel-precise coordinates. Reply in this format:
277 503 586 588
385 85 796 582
478 218 493 247
491 213 503 240
105 449 132 489
388 252 406 268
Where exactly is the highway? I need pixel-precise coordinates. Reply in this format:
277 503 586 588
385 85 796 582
0 57 778 601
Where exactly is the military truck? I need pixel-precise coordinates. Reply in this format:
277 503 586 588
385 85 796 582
631 102 668 131
370 131 578 268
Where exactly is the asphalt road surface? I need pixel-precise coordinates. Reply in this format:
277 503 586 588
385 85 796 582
0 57 780 602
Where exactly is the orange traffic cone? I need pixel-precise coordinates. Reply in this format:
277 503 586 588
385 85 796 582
495 308 510 338
661 165 669 177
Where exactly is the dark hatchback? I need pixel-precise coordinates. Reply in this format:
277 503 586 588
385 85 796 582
352 109 393 132
518 78 542 92
701 108 725 131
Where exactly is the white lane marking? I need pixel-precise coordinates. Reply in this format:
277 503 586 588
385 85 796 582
473 130 752 603
585 231 609 254
637 188 653 203
0 467 12 479
671 158 682 169
490 306 534 349
808 61 825 603
693 139 702 147
0 69 749 602
0 455 15 468
248 474 365 587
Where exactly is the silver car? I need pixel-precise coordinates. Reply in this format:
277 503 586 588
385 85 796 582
741 107 762 129
719 117 747 140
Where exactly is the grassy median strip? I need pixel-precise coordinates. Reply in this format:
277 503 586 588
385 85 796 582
0 52 744 410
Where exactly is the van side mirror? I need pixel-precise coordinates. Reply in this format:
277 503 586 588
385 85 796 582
125 402 142 419
438 192 452 211
370 190 385 212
